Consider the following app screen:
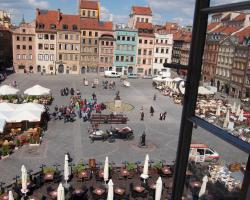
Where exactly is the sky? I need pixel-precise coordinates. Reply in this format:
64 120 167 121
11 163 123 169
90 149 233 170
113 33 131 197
0 0 244 26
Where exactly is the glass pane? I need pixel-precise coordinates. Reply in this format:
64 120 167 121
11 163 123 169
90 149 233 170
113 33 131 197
182 127 248 199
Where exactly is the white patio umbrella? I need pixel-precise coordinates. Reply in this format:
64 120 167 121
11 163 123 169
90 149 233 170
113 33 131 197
215 105 221 116
57 183 65 200
155 177 163 200
0 85 19 95
238 109 244 122
199 175 208 198
21 165 28 193
231 102 236 113
107 179 114 200
236 104 241 116
140 154 149 180
24 85 51 96
223 110 230 128
104 156 109 182
8 191 14 200
64 154 70 186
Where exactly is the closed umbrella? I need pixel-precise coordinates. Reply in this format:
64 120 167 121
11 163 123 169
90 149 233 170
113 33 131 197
104 156 109 182
155 177 163 200
238 109 244 122
64 154 70 187
21 165 28 194
223 110 230 128
107 179 114 200
231 102 236 113
140 154 149 180
57 183 65 200
8 191 14 200
215 105 221 116
236 104 241 116
199 175 208 197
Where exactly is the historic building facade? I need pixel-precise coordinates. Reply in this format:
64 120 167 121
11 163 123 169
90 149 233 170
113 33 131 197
113 25 138 75
0 25 12 71
12 22 36 73
56 14 81 74
153 32 173 76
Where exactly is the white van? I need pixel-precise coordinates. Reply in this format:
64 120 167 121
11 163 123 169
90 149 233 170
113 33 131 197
189 143 220 163
104 71 121 78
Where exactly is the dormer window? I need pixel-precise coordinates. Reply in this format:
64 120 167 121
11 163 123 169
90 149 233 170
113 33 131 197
50 24 56 30
38 23 45 29
62 24 68 30
72 25 78 31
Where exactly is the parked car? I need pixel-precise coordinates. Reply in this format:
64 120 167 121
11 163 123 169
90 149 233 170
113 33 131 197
104 71 121 78
127 73 139 79
142 75 153 79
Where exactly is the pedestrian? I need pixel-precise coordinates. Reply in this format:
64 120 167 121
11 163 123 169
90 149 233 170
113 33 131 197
141 111 144 121
153 93 156 101
150 106 154 117
159 113 163 120
163 112 167 120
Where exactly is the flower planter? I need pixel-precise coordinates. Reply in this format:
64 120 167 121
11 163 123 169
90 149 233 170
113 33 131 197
1 154 10 160
29 143 40 147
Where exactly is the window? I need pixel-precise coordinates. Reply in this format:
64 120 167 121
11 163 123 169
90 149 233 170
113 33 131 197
72 25 77 30
94 48 98 53
144 40 148 44
89 31 92 37
23 37 26 41
59 54 62 60
65 34 68 40
117 36 120 40
29 54 33 60
93 11 96 17
94 40 98 45
111 42 113 46
17 36 20 41
17 54 21 60
76 35 79 40
95 32 98 37
149 50 152 55
137 58 141 64
130 56 134 62
62 24 68 30
139 39 142 43
127 37 130 41
44 54 49 61
154 58 158 63
138 49 141 55
116 56 119 61
29 45 32 50
38 54 43 61
121 56 124 62
150 40 153 44
160 59 163 64
23 45 26 50
38 43 43 50
82 10 86 16
88 39 91 44
38 23 45 29
50 24 56 29
82 39 85 44
145 18 149 23
88 10 91 17
17 45 20 50
44 44 49 50
44 34 49 40
148 59 152 65
122 36 125 41
143 59 146 64
29 37 32 41
143 49 147 55
83 31 86 36
156 48 159 53
161 48 164 53
132 37 135 41
50 44 55 50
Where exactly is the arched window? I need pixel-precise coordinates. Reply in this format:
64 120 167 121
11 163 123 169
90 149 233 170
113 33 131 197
50 24 56 30
72 24 78 31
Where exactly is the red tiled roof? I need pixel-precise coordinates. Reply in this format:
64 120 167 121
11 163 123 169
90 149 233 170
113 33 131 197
135 22 153 30
221 14 231 22
207 22 220 31
80 0 99 10
80 18 112 31
36 10 59 32
132 6 152 16
234 26 250 44
58 14 81 31
212 26 240 35
232 13 246 22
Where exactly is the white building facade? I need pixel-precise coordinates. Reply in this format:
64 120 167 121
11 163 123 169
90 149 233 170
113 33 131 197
153 32 173 76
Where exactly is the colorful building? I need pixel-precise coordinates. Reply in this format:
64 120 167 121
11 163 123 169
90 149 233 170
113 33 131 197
113 25 138 75
12 21 36 73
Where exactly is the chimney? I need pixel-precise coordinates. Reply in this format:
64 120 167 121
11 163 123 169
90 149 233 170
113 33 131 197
58 9 61 22
36 8 40 18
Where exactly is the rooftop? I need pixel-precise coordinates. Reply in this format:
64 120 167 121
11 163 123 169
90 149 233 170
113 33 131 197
132 6 152 16
79 0 99 10
135 22 153 30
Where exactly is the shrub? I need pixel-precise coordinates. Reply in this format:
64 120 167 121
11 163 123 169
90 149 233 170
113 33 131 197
43 167 56 174
2 145 10 156
73 163 85 173
126 162 137 171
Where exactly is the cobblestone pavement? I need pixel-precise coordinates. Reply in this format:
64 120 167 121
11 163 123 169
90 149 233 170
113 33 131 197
0 74 247 184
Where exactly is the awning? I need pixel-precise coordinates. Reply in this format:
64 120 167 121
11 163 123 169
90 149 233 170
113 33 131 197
24 85 51 96
0 85 19 95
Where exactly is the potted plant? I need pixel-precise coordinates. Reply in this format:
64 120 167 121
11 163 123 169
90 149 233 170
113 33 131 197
43 167 57 181
126 162 137 172
1 142 10 159
153 161 163 174
73 163 85 174
15 139 21 149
